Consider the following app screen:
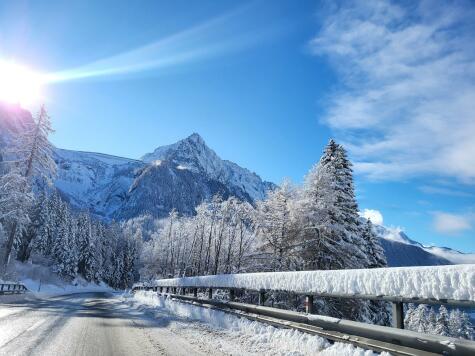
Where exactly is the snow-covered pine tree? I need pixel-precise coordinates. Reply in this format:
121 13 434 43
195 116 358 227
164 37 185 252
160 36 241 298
460 310 474 340
413 304 430 333
299 139 367 270
51 199 78 279
362 219 387 268
0 168 33 271
121 230 140 288
448 309 474 340
77 213 97 282
427 307 438 334
16 193 48 261
435 305 450 336
449 309 464 338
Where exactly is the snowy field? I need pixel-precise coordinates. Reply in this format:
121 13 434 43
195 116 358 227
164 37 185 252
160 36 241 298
127 291 387 356
154 264 475 301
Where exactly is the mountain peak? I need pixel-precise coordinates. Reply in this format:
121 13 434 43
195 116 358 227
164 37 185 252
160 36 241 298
187 132 204 143
141 133 273 201
141 132 217 169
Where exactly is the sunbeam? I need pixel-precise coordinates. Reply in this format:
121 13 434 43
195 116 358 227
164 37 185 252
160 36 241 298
45 2 279 84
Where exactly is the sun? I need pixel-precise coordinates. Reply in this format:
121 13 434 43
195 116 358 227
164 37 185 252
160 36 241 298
0 60 44 107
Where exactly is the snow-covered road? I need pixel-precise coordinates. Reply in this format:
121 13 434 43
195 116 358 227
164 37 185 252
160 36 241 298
0 292 380 356
0 292 216 356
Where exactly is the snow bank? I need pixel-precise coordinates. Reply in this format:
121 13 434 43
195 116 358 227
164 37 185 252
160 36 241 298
154 264 475 301
130 291 383 356
2 261 114 298
22 278 113 298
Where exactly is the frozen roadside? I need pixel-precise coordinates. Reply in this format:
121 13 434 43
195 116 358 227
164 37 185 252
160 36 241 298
124 290 387 356
1 261 115 299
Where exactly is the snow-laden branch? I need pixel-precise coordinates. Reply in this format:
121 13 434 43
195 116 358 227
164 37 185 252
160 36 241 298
154 264 475 302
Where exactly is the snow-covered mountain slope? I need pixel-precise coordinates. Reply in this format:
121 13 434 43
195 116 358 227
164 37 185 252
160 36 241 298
379 239 451 267
54 148 143 218
115 160 246 219
142 133 275 201
373 224 475 266
53 133 273 219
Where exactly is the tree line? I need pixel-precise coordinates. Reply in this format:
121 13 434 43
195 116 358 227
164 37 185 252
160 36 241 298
136 139 390 325
405 304 473 340
139 140 387 278
0 106 139 288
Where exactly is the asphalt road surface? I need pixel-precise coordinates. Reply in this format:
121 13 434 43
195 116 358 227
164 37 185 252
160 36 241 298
0 292 213 356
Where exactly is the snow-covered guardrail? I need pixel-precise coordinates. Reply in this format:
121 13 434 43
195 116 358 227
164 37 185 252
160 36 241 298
151 265 475 303
0 283 28 295
134 264 475 330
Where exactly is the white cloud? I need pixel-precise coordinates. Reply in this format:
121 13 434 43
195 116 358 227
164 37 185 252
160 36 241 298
433 212 472 235
311 0 475 183
359 208 383 225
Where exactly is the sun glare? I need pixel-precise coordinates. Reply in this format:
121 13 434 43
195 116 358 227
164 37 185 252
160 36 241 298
0 60 44 107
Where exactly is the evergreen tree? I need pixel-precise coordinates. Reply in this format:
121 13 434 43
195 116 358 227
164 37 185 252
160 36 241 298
0 168 33 271
449 309 464 338
362 219 387 268
77 213 97 282
435 305 450 336
460 310 474 340
300 139 367 270
427 307 438 333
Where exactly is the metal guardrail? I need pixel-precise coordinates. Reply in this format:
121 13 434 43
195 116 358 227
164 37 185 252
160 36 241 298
132 282 475 356
0 283 28 295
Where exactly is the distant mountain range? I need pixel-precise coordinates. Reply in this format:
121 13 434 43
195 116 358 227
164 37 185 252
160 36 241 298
374 224 475 266
1 102 473 267
54 132 275 220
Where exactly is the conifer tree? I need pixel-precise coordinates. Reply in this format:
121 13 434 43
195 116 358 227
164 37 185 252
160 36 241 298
300 139 367 269
362 219 387 268
435 305 450 336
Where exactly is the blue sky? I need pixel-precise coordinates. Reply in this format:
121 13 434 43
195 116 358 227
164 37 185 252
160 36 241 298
1 0 474 252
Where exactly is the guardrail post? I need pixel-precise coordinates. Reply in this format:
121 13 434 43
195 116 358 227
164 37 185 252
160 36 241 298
180 288 185 295
229 288 235 301
173 287 177 294
208 288 213 299
305 295 314 314
193 288 198 297
259 289 266 306
159 287 163 293
392 301 404 329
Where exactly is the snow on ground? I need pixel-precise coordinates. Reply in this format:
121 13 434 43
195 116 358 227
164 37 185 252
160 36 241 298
2 261 114 298
154 264 475 301
22 278 113 298
127 291 384 356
